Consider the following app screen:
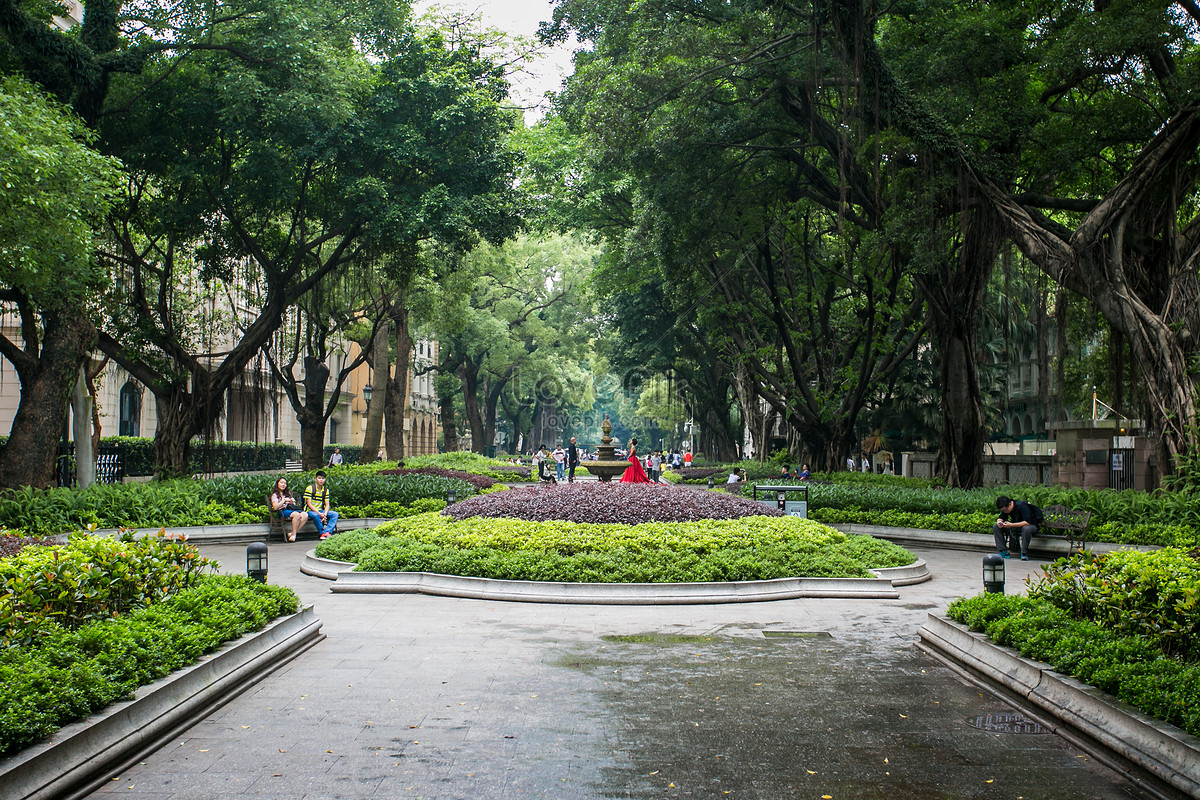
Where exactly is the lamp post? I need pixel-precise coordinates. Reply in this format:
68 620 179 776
707 475 714 490
446 488 457 505
246 542 268 584
983 553 1005 594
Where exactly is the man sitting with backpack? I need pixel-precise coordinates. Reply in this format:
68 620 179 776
993 495 1043 561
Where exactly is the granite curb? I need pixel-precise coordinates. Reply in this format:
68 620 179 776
918 613 1200 800
301 551 929 603
90 518 392 545
0 606 324 800
832 523 1159 555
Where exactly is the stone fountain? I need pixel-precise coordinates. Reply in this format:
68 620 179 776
586 415 631 483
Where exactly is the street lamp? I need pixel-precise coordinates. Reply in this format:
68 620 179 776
362 382 373 406
983 553 1005 594
246 542 268 584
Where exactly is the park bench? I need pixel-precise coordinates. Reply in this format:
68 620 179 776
265 493 316 542
1039 505 1091 554
284 459 303 473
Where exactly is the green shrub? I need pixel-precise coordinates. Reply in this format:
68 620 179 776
317 512 915 582
1030 548 1200 660
98 436 299 477
0 532 214 645
0 574 297 756
0 473 471 534
948 592 1200 736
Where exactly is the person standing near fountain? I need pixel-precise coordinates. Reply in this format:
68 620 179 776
620 438 653 483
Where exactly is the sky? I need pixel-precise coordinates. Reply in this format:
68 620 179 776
414 0 579 121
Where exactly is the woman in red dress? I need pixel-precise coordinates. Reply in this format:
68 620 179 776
620 438 653 483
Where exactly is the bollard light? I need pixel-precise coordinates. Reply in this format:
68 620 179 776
446 488 457 504
983 552 1005 594
246 541 268 584
707 475 714 489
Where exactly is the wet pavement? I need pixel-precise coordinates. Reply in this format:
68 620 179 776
86 544 1150 799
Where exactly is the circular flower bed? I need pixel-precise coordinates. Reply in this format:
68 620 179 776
316 513 913 582
442 483 781 524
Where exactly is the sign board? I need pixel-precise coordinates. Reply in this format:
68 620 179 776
1111 452 1124 471
757 498 808 518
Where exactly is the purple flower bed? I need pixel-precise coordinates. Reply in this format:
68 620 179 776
377 467 498 489
442 483 782 524
0 535 56 559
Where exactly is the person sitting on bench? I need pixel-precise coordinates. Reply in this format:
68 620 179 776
270 477 304 543
304 470 340 540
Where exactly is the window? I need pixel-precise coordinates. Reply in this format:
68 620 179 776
119 381 141 436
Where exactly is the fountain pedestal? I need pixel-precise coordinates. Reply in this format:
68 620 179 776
587 416 631 483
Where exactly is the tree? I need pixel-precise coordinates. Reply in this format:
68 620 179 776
823 0 1200 483
93 6 520 475
0 76 120 488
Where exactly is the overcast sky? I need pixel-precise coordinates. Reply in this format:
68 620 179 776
415 0 578 121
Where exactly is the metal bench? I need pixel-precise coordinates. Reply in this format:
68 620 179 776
1039 505 1091 554
284 459 303 473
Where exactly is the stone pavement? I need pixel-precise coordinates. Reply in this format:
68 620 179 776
86 544 1152 800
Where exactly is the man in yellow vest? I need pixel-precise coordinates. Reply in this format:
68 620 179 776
304 470 339 540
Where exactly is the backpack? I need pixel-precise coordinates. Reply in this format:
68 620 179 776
1029 503 1045 525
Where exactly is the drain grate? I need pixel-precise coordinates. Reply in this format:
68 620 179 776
966 712 1048 734
762 631 832 639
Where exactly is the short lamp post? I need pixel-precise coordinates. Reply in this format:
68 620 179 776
982 552 1005 594
707 476 714 490
446 488 457 505
246 541 268 584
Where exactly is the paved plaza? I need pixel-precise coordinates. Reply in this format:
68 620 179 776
86 544 1152 799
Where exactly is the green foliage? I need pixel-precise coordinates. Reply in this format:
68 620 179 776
0 575 297 756
1031 549 1200 660
0 75 121 309
402 452 536 481
102 437 300 477
0 532 214 645
338 497 448 519
317 512 915 582
0 473 470 534
948 592 1200 737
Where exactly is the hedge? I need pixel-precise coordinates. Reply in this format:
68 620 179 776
0 574 298 756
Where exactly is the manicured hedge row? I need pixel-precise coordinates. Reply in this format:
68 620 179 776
314 512 915 583
0 471 474 535
809 507 1199 548
0 575 298 756
760 477 1200 546
100 437 300 477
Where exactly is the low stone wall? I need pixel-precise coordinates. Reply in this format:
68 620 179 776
919 614 1200 800
0 607 323 800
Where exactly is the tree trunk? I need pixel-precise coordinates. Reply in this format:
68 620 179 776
362 321 389 461
298 355 330 469
0 307 95 490
152 388 208 479
72 367 95 488
926 206 998 489
459 358 485 453
438 389 459 452
384 303 411 460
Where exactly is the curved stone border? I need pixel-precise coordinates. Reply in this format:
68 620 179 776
830 523 1159 556
91 518 393 545
302 550 929 603
919 613 1200 800
0 607 323 800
